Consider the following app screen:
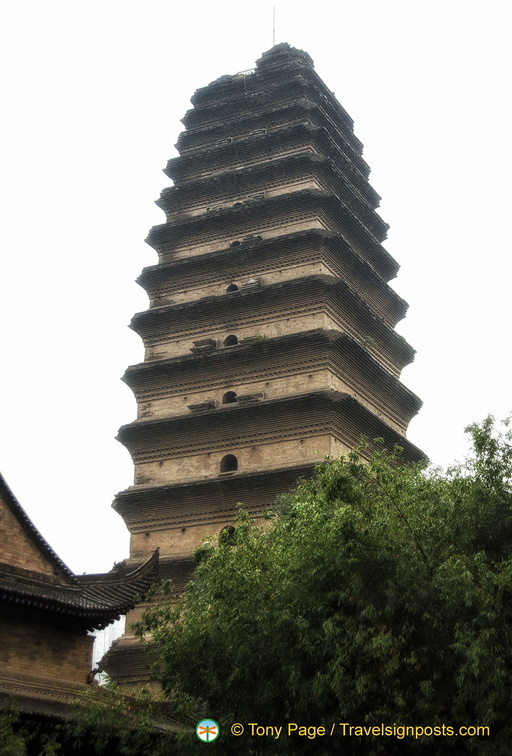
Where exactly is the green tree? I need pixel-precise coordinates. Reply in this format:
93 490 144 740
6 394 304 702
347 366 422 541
135 417 512 755
0 709 27 756
0 706 61 756
64 683 178 755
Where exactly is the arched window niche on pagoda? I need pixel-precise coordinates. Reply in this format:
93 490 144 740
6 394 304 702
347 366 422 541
220 454 238 473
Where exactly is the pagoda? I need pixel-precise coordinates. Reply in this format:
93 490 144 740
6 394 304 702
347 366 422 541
103 44 423 683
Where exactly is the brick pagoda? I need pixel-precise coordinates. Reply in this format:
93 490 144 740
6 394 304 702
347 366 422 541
103 44 423 682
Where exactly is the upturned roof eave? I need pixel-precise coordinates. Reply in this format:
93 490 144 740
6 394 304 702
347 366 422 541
0 550 159 628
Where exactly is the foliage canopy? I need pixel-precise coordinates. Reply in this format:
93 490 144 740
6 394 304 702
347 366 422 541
0 707 60 756
135 417 512 754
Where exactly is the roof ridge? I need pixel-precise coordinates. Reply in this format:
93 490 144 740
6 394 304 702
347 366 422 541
0 471 75 582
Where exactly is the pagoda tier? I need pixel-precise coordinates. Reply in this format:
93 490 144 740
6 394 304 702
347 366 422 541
104 44 423 682
148 187 396 281
181 73 366 165
119 391 422 472
116 464 318 563
169 122 374 203
157 154 387 241
138 230 406 326
179 55 368 177
187 47 354 132
130 275 414 377
116 392 422 550
123 330 420 432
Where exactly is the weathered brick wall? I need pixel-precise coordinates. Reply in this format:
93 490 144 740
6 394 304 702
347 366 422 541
134 434 331 489
138 370 329 419
145 311 331 361
136 370 404 434
166 260 333 306
0 492 56 576
0 614 93 684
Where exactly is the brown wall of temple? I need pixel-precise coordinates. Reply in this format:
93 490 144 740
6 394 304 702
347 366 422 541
0 491 56 576
0 614 93 684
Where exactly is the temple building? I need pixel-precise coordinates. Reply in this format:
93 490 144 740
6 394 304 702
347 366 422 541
102 44 423 682
0 471 158 720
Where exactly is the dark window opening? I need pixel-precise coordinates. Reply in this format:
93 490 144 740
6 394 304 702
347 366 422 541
219 525 236 544
220 454 238 473
226 283 239 292
222 391 237 404
223 334 238 347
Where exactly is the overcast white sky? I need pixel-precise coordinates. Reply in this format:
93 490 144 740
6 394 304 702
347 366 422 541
1 1 511 574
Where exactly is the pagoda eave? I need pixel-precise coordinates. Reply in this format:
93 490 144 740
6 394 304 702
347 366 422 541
166 129 376 211
114 463 317 531
157 154 388 242
182 80 365 158
123 329 421 431
137 230 405 326
130 274 414 375
117 391 425 465
146 191 397 282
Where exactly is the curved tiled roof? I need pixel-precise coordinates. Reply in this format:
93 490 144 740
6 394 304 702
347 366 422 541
0 472 159 629
0 553 159 630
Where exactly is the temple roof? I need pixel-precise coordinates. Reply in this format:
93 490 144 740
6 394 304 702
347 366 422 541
0 472 159 629
0 554 159 630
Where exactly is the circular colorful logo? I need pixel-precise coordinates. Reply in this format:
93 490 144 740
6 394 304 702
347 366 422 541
196 719 220 743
